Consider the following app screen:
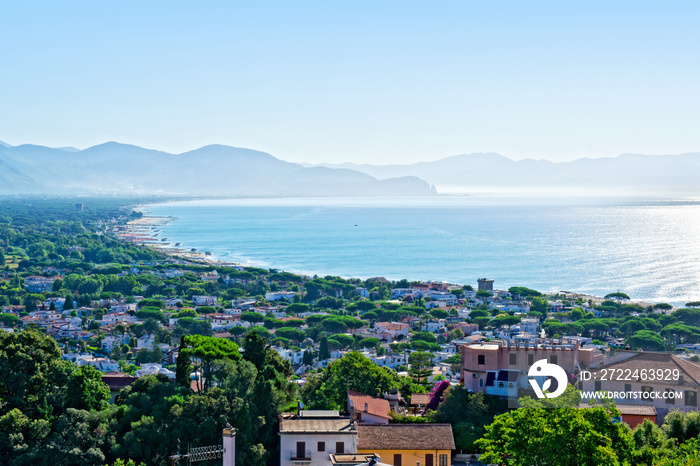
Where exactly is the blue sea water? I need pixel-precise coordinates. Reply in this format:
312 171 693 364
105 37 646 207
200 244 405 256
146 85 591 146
142 196 700 306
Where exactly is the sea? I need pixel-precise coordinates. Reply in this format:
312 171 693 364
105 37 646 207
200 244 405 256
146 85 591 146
142 195 700 306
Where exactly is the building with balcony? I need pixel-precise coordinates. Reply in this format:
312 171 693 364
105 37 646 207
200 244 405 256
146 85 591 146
279 410 357 466
460 338 602 395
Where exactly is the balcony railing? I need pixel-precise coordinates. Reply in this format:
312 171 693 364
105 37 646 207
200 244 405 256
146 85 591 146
290 450 311 463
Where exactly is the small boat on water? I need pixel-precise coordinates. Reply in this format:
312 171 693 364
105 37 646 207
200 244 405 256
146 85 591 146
175 243 181 247
191 248 198 252
161 238 167 241
205 251 213 256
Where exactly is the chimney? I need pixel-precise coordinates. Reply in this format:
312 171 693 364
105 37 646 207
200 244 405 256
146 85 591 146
222 427 236 466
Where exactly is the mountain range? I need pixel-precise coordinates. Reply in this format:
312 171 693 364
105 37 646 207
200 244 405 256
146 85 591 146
310 152 700 194
0 142 434 197
1 140 698 196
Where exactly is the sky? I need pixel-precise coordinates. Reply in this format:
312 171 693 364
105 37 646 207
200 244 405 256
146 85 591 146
1 1 699 165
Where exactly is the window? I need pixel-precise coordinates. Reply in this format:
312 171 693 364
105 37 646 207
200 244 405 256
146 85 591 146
479 378 484 388
439 454 448 466
686 391 697 407
478 354 485 365
335 442 344 454
666 388 675 404
295 442 306 460
528 354 534 365
509 353 517 365
317 442 325 452
642 386 653 393
394 454 402 466
498 382 504 388
550 355 557 365
595 381 602 392
624 384 632 394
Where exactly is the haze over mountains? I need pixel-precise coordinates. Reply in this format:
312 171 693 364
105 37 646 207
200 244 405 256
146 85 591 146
1 140 698 196
0 141 434 197
312 152 700 194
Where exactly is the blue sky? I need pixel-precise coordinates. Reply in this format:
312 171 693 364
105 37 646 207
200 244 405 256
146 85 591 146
1 1 699 164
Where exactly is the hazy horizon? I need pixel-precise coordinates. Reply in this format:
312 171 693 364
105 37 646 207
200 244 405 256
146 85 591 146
1 138 698 167
2 1 700 164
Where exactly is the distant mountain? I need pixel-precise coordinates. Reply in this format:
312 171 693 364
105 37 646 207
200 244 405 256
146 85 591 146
0 142 434 197
0 140 11 148
314 152 700 194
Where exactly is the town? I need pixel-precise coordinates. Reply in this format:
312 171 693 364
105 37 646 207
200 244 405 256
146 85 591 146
2 198 700 466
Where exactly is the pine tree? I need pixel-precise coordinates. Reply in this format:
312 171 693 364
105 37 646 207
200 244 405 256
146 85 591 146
175 337 192 388
319 337 330 360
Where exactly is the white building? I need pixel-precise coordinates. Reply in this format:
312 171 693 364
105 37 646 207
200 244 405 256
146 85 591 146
136 363 176 379
265 291 298 302
519 318 539 335
374 322 409 341
420 320 445 333
279 411 358 466
356 287 369 298
276 347 307 365
63 354 120 372
136 334 156 349
192 295 217 306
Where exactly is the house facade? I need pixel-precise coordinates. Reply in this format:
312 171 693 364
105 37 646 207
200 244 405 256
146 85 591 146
279 411 358 466
357 423 455 466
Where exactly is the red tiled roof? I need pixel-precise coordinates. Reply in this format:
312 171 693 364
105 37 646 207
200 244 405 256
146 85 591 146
101 372 137 391
348 390 391 420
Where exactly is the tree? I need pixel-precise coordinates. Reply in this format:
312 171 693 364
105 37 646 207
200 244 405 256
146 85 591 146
476 388 634 465
412 331 438 343
279 318 304 328
319 337 330 360
135 307 165 323
509 286 541 298
430 309 449 319
177 335 241 392
359 337 380 349
530 296 549 316
0 312 22 328
0 328 73 417
605 292 631 302
329 333 355 348
275 327 305 342
301 352 404 409
628 330 666 351
674 308 700 327
64 365 110 411
241 311 264 323
428 386 501 451
425 380 450 412
285 303 310 314
408 351 434 387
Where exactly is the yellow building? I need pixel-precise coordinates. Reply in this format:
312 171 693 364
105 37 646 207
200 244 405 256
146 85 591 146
357 423 455 466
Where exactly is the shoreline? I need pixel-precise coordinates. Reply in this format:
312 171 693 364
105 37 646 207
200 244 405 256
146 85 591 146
117 214 239 266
